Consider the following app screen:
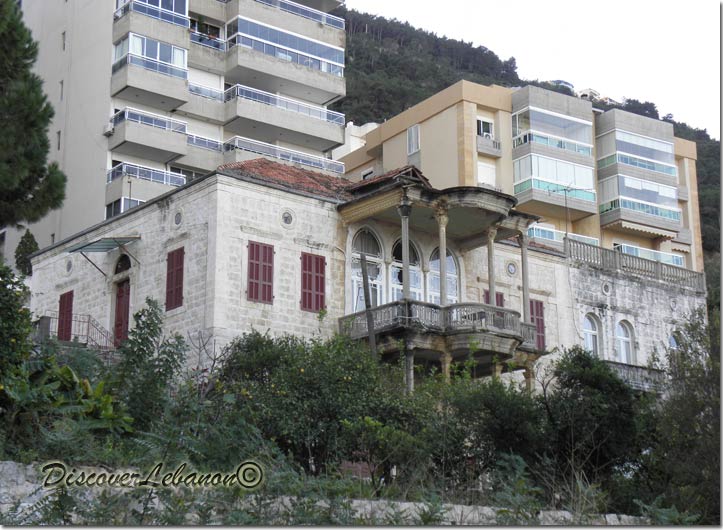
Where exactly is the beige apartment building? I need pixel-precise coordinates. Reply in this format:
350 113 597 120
3 0 346 263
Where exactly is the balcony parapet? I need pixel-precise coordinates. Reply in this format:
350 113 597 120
604 360 665 393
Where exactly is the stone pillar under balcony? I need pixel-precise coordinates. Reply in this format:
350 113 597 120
487 227 497 306
441 352 452 383
435 206 449 306
518 233 531 323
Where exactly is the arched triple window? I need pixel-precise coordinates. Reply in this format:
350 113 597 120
390 240 423 301
615 320 635 364
582 313 600 357
427 248 459 304
351 229 384 312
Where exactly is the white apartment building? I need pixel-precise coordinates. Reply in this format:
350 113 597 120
4 0 346 263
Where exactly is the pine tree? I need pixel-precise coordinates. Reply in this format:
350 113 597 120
0 0 66 228
14 228 38 276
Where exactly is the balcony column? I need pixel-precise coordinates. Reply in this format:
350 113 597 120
441 352 452 383
487 227 497 305
524 360 535 393
405 347 415 394
435 206 449 305
397 194 412 300
517 233 531 323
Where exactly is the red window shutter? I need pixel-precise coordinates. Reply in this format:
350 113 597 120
530 299 546 350
58 290 74 341
166 247 184 310
483 290 504 307
301 253 325 312
248 241 273 304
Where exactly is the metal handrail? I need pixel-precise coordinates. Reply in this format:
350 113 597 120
223 135 344 173
254 0 345 29
110 107 187 133
113 0 190 28
107 162 186 187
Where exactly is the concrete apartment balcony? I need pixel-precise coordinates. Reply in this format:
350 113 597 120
339 300 537 369
105 163 185 205
176 84 225 124
111 55 189 111
223 135 344 174
225 40 345 106
188 33 226 75
189 0 227 22
224 0 345 48
223 84 344 151
599 199 681 239
672 227 693 246
527 225 598 252
175 135 224 172
113 1 190 49
476 134 502 158
108 108 188 163
513 178 597 221
293 0 344 13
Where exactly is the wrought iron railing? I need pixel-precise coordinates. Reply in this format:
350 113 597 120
338 300 524 341
45 311 116 353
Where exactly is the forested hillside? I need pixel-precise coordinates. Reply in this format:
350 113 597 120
330 6 720 311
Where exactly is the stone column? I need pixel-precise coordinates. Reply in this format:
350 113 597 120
405 349 415 393
524 361 535 393
397 196 412 300
517 233 531 323
435 207 449 305
487 227 497 305
441 352 452 383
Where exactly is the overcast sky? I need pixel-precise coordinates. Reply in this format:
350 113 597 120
344 0 721 140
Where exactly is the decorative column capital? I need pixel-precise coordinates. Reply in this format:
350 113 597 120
397 195 412 218
434 206 449 228
517 233 529 248
487 226 498 242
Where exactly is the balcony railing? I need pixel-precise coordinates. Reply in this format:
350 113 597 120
190 31 226 51
189 83 224 101
188 134 222 151
566 239 705 292
513 131 593 157
338 300 524 341
604 360 665 392
528 225 599 247
254 0 345 29
107 162 186 187
599 198 681 222
44 311 116 353
113 0 190 28
477 134 501 151
514 178 597 203
614 244 684 267
112 53 188 80
223 135 344 173
224 84 344 125
111 108 188 134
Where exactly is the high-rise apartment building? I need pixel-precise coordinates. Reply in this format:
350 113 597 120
4 0 346 262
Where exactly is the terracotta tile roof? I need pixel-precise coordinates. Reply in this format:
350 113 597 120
217 158 353 202
345 165 431 192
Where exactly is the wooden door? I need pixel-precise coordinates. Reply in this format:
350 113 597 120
114 280 130 347
58 291 74 341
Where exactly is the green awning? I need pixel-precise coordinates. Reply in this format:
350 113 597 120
67 236 140 253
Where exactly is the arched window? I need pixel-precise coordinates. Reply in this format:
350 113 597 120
583 314 600 357
351 229 384 312
615 320 634 364
390 240 423 301
668 334 679 350
428 248 459 304
115 254 131 274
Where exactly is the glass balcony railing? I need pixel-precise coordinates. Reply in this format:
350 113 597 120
527 225 599 247
190 31 226 51
514 178 597 203
254 0 345 29
112 53 188 80
223 135 345 173
599 198 681 222
188 134 222 151
615 244 684 267
224 84 344 125
107 162 186 187
113 0 190 28
189 83 224 101
226 34 344 77
513 131 593 157
110 107 188 134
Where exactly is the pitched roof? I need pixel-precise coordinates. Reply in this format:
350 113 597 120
345 165 431 192
217 158 353 202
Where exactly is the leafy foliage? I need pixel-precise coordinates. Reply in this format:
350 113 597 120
0 0 66 228
14 229 38 276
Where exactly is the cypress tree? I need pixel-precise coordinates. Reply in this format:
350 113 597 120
14 228 38 276
0 0 66 228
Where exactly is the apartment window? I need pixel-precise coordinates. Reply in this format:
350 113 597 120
61 31 66 50
407 125 420 155
105 197 144 219
583 314 600 356
247 241 274 304
165 247 184 310
56 130 61 150
477 119 494 138
615 320 634 363
477 161 496 188
169 166 203 182
301 252 325 312
113 33 187 78
530 299 545 350
190 18 220 38
59 80 63 101
58 290 74 341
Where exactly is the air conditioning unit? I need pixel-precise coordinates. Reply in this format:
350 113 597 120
103 124 115 137
483 132 493 139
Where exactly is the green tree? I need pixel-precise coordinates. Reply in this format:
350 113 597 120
0 0 66 228
14 229 38 276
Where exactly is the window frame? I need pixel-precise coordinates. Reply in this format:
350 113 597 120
301 252 325 312
165 246 184 311
583 313 600 357
615 320 635 364
247 241 274 304
407 124 420 155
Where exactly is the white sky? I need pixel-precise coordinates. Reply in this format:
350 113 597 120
344 0 721 140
